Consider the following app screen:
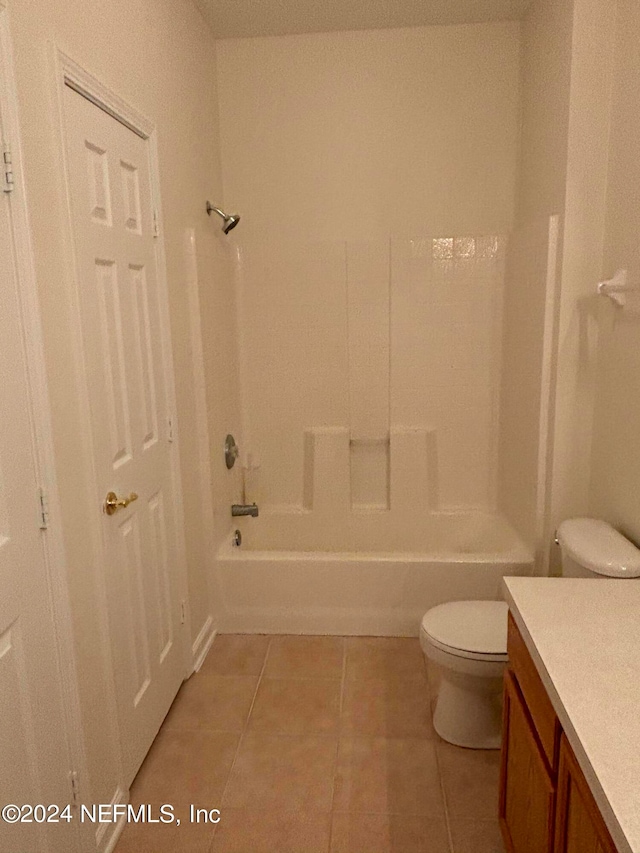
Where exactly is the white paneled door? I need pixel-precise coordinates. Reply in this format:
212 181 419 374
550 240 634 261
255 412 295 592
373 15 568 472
0 99 77 853
62 85 184 784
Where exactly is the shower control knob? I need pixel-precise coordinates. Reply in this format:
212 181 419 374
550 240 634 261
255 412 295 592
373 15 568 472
225 434 240 469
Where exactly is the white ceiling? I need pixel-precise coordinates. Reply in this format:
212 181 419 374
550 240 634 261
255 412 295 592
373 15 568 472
195 0 532 40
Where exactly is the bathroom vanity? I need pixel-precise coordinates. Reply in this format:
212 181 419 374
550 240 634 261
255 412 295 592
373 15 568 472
500 577 640 853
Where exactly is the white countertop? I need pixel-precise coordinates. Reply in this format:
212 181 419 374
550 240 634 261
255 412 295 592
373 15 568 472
503 577 640 853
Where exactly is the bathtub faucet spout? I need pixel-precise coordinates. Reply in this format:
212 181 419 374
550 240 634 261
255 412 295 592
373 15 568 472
231 503 259 518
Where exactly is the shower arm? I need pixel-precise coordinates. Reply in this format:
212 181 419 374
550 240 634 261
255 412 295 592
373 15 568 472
205 200 241 234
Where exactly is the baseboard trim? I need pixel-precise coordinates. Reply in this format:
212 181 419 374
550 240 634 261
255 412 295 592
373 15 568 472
192 615 216 673
97 785 128 852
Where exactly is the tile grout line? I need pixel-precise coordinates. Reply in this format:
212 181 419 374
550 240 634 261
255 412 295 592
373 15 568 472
216 637 273 820
338 636 348 717
326 636 348 853
191 640 271 853
425 657 456 853
433 741 455 853
133 636 499 853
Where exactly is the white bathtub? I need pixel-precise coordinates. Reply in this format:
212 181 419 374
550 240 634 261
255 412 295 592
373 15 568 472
214 511 533 635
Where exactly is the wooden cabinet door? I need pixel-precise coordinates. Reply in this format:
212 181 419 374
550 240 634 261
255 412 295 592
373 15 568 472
554 735 618 853
500 670 556 853
507 614 561 770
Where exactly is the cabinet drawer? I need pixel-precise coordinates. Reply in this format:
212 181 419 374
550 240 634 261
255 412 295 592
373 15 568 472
507 613 561 772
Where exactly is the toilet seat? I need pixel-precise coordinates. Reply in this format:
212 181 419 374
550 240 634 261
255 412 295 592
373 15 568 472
421 600 508 663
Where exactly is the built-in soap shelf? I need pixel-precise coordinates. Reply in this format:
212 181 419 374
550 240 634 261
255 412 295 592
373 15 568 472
350 437 390 512
302 427 438 514
597 269 640 308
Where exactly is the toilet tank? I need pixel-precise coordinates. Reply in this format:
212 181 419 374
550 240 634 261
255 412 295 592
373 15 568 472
557 518 640 579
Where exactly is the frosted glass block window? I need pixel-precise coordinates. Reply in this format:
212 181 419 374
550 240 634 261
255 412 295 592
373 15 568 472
454 237 476 258
476 235 500 259
432 237 454 260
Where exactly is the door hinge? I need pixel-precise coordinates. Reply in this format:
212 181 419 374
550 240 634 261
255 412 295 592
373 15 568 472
69 771 80 808
153 208 159 238
180 600 186 625
3 142 14 194
167 416 174 443
38 487 49 530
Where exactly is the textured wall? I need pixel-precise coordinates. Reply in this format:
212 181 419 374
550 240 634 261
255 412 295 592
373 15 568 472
217 23 520 243
499 0 618 570
546 0 616 571
496 0 574 560
590 0 640 545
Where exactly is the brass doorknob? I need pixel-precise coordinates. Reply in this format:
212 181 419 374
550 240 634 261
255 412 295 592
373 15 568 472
104 491 139 516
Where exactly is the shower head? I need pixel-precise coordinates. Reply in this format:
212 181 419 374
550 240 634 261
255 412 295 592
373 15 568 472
206 201 241 234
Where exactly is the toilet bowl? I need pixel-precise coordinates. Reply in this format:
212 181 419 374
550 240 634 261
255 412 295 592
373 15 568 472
420 600 508 749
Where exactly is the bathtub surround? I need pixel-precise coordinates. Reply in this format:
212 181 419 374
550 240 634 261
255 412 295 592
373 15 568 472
347 240 391 511
391 235 506 511
236 234 506 517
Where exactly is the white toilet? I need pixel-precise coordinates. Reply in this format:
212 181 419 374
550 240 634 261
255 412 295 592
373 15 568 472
420 518 640 750
420 600 508 749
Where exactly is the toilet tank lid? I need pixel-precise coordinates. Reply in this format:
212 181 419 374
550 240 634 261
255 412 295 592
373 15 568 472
557 518 640 578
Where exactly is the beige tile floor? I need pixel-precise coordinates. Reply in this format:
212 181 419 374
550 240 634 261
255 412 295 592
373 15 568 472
115 635 506 853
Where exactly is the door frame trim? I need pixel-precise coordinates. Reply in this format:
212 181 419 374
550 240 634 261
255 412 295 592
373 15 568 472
0 5 87 852
48 41 193 785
